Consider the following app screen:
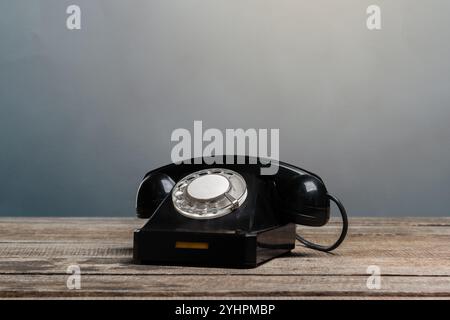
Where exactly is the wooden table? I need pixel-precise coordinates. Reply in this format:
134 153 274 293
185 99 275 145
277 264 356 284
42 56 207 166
0 218 449 299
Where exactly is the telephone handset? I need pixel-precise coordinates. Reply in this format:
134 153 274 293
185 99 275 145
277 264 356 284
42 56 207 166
133 156 348 268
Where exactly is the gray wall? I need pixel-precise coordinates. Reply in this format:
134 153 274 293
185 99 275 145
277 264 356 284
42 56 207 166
1 0 450 217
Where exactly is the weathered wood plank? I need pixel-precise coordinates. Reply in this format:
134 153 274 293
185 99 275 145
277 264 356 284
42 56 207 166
0 218 449 298
0 274 449 298
0 217 449 242
1 256 450 277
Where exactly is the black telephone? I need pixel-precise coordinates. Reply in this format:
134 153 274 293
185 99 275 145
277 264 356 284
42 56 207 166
133 156 348 268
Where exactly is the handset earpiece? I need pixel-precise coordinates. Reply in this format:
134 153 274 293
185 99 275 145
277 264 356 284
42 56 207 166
277 169 348 252
277 173 330 226
136 172 175 219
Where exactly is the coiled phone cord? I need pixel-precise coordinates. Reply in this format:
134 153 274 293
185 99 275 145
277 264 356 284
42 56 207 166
296 193 348 252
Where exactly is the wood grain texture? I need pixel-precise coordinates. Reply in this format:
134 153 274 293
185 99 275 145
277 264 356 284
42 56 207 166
0 217 449 299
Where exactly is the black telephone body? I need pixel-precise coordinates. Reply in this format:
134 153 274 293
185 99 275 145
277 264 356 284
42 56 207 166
133 156 347 268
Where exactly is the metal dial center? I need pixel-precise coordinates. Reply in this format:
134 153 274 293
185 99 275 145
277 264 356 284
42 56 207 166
186 174 230 201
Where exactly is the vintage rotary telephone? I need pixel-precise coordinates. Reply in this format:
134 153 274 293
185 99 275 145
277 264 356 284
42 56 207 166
133 156 348 267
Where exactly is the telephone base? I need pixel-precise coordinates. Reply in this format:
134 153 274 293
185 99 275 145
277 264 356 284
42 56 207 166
133 223 296 268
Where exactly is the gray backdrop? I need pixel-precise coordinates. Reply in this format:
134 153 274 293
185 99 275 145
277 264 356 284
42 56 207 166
1 0 450 217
